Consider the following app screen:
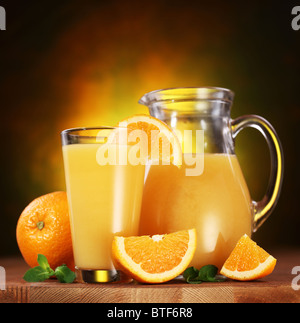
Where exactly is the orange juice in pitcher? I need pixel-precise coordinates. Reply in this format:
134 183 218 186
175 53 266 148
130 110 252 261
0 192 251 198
139 153 252 269
138 87 284 269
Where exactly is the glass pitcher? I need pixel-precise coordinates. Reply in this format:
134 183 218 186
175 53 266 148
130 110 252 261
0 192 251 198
138 87 284 269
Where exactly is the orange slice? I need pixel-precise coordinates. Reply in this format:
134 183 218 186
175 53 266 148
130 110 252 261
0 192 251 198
118 114 182 166
112 229 197 283
220 234 277 281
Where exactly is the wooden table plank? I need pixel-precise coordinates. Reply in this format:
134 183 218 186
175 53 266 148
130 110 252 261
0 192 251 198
0 249 299 303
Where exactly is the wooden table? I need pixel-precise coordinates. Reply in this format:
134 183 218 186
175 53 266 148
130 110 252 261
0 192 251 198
0 249 299 303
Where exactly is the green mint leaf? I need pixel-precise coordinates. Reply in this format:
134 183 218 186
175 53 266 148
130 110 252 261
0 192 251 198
198 265 226 282
55 264 76 283
183 267 199 280
37 254 54 275
23 255 75 284
198 265 218 282
186 276 203 284
23 266 52 282
183 265 226 284
183 267 203 284
183 267 203 283
37 254 49 270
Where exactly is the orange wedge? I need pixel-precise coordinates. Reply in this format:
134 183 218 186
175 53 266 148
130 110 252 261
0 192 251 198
118 114 182 166
220 234 277 281
112 229 197 283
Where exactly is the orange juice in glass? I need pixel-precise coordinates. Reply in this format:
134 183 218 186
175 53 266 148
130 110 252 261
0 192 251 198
61 127 145 283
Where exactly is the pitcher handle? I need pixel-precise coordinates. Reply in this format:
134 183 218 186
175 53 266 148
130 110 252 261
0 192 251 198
231 115 284 232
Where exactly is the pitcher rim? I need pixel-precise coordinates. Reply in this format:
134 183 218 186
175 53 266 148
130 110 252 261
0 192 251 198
139 87 235 106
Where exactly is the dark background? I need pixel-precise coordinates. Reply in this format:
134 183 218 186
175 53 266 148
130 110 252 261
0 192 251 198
0 0 299 257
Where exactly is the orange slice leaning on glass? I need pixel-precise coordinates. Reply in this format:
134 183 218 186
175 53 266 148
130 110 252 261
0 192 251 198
118 114 182 166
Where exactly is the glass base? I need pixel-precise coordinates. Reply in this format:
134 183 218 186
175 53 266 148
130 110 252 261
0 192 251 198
75 267 132 283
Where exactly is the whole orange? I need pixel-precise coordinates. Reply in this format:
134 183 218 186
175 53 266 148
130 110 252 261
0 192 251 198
16 191 75 271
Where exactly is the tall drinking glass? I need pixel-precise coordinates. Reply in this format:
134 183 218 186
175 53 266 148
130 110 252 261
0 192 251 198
61 127 145 283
